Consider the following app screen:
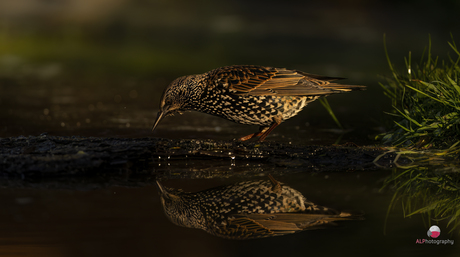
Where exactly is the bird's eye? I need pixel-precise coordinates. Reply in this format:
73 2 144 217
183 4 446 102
164 98 173 106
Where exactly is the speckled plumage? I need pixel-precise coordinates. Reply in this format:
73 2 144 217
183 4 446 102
156 175 361 239
152 65 365 141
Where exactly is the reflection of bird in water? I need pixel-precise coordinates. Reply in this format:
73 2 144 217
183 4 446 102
152 65 365 141
156 175 362 239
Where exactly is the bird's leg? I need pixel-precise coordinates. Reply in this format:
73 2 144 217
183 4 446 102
257 117 282 142
239 117 283 142
268 174 282 193
238 127 269 141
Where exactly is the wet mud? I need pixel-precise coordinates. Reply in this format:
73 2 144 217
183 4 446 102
1 135 404 188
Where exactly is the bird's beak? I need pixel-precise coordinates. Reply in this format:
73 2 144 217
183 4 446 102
155 180 167 195
152 110 165 132
155 181 177 200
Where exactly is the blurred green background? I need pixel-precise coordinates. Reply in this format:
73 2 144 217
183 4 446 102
1 0 458 77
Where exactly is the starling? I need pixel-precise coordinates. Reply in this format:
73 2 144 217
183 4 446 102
156 175 362 239
152 65 365 141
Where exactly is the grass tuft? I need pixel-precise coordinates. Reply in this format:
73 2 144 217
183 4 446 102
382 164 460 234
379 35 460 149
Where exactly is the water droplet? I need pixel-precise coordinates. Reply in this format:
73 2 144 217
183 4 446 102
230 156 236 166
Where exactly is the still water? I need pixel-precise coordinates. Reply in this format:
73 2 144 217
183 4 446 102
1 170 458 257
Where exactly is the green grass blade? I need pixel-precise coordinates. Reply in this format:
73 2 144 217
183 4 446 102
319 98 343 129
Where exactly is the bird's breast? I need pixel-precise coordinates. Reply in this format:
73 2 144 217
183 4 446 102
193 89 316 126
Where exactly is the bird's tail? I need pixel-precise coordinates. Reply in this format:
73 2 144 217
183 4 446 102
295 210 364 230
322 83 366 92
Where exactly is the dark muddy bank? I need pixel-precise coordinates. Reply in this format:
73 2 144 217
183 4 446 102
1 135 403 187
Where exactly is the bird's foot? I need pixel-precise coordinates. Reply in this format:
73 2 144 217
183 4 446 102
238 132 263 142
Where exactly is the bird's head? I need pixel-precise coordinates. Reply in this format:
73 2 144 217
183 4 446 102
152 75 201 131
155 181 205 229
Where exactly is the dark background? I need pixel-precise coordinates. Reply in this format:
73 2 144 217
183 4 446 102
1 0 459 142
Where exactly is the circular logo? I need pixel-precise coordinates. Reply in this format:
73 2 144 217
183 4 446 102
427 225 441 238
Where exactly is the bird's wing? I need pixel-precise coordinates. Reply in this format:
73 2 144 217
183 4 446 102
207 65 350 96
211 210 363 239
212 211 354 239
246 213 349 228
212 216 278 239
